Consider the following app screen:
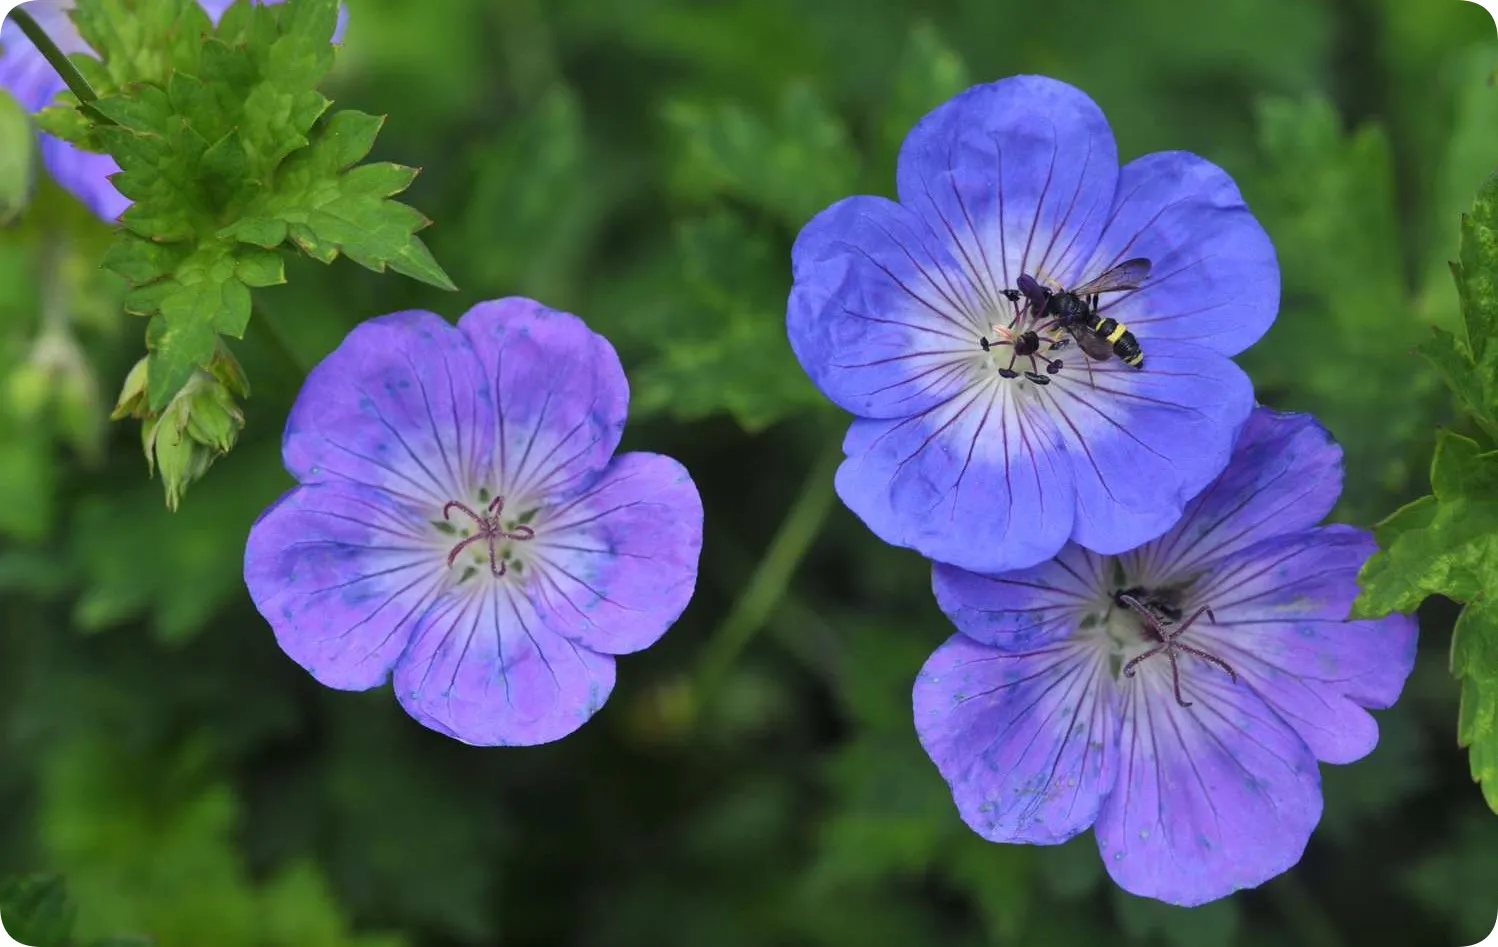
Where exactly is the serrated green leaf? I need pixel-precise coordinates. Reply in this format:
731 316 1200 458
0 874 77 947
1354 431 1498 616
146 300 218 410
233 249 285 287
633 213 824 431
101 234 190 285
1241 96 1440 524
1455 170 1498 364
664 82 860 226
70 0 209 94
235 111 455 289
34 103 94 145
1453 595 1498 813
221 216 289 247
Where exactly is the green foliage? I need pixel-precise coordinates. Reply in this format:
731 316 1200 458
1239 96 1439 524
0 89 36 226
33 0 452 505
1 0 1494 945
1353 164 1498 815
38 735 403 947
1 874 76 947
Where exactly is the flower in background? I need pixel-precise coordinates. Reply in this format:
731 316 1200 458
787 74 1278 575
913 407 1417 905
244 298 704 745
0 0 349 221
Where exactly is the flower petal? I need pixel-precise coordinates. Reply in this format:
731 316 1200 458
458 297 629 502
1188 526 1419 763
788 195 992 418
282 310 494 507
835 383 1077 575
393 585 616 746
1042 338 1254 555
897 75 1119 294
1128 408 1343 584
1083 151 1278 357
932 543 1110 651
1096 667 1322 906
915 633 1119 844
528 452 704 655
244 482 445 690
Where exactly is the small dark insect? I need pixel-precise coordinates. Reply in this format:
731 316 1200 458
1115 592 1238 708
1013 258 1151 369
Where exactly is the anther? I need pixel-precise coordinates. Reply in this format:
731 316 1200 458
1023 371 1050 385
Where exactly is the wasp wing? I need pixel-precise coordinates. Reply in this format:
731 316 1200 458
1071 258 1151 297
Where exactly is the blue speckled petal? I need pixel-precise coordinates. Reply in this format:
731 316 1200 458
915 632 1119 844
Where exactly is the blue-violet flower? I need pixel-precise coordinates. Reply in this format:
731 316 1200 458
244 298 704 746
914 407 1417 905
0 0 348 221
787 75 1279 574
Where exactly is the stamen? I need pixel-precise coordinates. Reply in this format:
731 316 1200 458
442 495 537 578
1116 593 1238 708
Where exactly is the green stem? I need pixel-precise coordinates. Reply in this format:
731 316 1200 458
693 438 843 701
10 8 114 125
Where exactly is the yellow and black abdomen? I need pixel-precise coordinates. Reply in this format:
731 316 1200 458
1089 316 1145 369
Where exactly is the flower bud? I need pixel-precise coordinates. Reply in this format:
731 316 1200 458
130 358 247 510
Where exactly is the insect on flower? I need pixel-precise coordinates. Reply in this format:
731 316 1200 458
787 75 1279 575
913 407 1418 906
244 298 704 746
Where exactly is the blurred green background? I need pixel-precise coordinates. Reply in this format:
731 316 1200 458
3 0 1498 944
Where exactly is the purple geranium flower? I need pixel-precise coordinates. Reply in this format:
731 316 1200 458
914 407 1417 905
0 0 348 221
244 298 704 746
787 75 1278 575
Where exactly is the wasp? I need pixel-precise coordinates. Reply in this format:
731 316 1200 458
1005 258 1151 369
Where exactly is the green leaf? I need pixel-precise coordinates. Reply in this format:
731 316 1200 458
70 0 209 95
0 874 77 947
229 111 455 290
1354 430 1498 616
665 82 860 226
1454 595 1498 813
631 213 825 432
1453 170 1498 363
1241 96 1442 524
38 735 407 947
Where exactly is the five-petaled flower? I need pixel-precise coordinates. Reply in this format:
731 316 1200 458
913 407 1417 905
0 0 348 221
787 75 1279 575
244 298 704 746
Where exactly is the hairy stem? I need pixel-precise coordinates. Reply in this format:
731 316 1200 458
10 8 115 126
693 438 842 702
